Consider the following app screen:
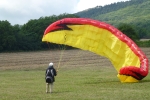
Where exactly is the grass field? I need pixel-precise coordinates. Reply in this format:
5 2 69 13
0 48 150 100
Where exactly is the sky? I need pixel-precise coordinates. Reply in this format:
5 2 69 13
0 0 129 25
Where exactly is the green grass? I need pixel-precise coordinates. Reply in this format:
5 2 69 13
0 66 150 100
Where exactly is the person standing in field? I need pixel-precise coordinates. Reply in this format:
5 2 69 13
45 62 57 93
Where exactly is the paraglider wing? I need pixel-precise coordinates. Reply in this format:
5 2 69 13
42 18 149 82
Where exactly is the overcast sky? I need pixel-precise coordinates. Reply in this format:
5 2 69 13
0 0 129 25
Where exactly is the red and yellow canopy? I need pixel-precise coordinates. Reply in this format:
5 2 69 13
42 18 149 82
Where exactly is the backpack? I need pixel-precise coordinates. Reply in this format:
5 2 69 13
46 69 54 83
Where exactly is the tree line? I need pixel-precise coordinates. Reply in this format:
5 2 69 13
0 13 149 52
0 13 78 52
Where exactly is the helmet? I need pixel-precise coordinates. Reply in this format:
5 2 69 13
49 62 53 66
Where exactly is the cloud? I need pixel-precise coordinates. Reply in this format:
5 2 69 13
0 0 129 25
0 0 79 25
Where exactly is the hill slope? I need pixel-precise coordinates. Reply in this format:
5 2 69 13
75 0 150 38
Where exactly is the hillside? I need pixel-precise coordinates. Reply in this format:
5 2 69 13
75 0 150 38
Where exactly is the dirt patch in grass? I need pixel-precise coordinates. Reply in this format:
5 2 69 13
0 48 150 71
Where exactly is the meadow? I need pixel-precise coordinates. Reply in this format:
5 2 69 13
0 48 150 100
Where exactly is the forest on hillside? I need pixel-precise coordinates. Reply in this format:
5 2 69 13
75 0 150 39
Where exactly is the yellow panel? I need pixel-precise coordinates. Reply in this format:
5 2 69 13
42 25 140 72
117 74 139 83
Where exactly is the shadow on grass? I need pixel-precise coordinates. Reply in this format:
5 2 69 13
83 80 120 84
48 90 73 94
140 79 150 83
84 79 150 84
